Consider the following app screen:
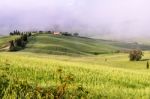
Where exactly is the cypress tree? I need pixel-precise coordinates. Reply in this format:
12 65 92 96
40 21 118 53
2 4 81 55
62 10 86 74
9 40 15 51
147 61 149 69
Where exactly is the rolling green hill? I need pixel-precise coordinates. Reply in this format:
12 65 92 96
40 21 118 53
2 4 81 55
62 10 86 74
1 34 150 55
21 34 150 56
1 34 150 98
24 34 119 55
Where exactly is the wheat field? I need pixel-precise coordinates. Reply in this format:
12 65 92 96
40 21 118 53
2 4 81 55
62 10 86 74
1 51 150 98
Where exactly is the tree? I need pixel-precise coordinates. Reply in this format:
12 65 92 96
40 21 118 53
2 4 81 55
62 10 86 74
22 34 28 42
14 39 20 47
129 49 143 61
147 61 149 69
28 32 32 37
62 32 72 36
39 31 43 33
9 40 15 51
47 31 52 34
73 33 79 36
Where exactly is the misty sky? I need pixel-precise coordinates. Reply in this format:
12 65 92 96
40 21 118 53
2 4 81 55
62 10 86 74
0 0 150 39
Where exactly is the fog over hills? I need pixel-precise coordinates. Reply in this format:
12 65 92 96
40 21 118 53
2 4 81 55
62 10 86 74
0 0 150 40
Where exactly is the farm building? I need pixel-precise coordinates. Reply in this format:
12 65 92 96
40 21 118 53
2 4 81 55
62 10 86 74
53 32 61 35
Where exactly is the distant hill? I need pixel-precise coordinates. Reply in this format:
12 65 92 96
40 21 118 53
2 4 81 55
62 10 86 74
20 34 150 56
1 34 150 55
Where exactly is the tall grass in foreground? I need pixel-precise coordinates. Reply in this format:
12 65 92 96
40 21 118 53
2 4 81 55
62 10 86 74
1 52 150 98
0 62 89 99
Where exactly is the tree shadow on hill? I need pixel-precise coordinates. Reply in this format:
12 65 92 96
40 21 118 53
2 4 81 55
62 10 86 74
140 59 150 61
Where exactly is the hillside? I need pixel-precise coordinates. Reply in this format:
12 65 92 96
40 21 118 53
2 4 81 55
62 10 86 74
1 51 150 98
0 36 19 52
1 34 150 98
21 34 150 56
0 36 18 48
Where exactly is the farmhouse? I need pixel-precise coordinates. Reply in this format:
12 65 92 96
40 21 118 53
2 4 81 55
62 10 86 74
53 32 61 35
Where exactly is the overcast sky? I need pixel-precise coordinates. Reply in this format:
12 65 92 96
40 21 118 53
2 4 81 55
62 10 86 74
0 0 150 39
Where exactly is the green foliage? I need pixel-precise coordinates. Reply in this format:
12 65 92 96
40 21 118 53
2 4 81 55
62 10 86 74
8 34 30 51
9 40 15 51
129 49 143 61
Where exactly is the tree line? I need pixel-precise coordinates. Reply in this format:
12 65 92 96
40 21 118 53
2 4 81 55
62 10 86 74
10 30 32 36
9 31 32 51
34 30 79 37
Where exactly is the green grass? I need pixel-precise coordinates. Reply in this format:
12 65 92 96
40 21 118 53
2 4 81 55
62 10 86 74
1 34 150 98
23 34 120 55
0 36 19 48
22 34 150 56
1 52 150 98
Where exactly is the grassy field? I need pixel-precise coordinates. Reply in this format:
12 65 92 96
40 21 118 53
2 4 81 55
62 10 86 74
0 36 19 48
1 52 150 98
23 34 119 55
22 34 150 55
1 34 150 98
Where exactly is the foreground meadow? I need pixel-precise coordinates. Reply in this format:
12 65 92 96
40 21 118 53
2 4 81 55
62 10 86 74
1 51 150 98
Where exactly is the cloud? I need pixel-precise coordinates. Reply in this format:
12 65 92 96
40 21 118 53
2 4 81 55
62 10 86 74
0 0 150 39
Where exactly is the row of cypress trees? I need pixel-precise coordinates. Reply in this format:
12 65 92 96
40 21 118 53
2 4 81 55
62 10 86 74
9 33 31 51
10 30 21 35
10 30 32 36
